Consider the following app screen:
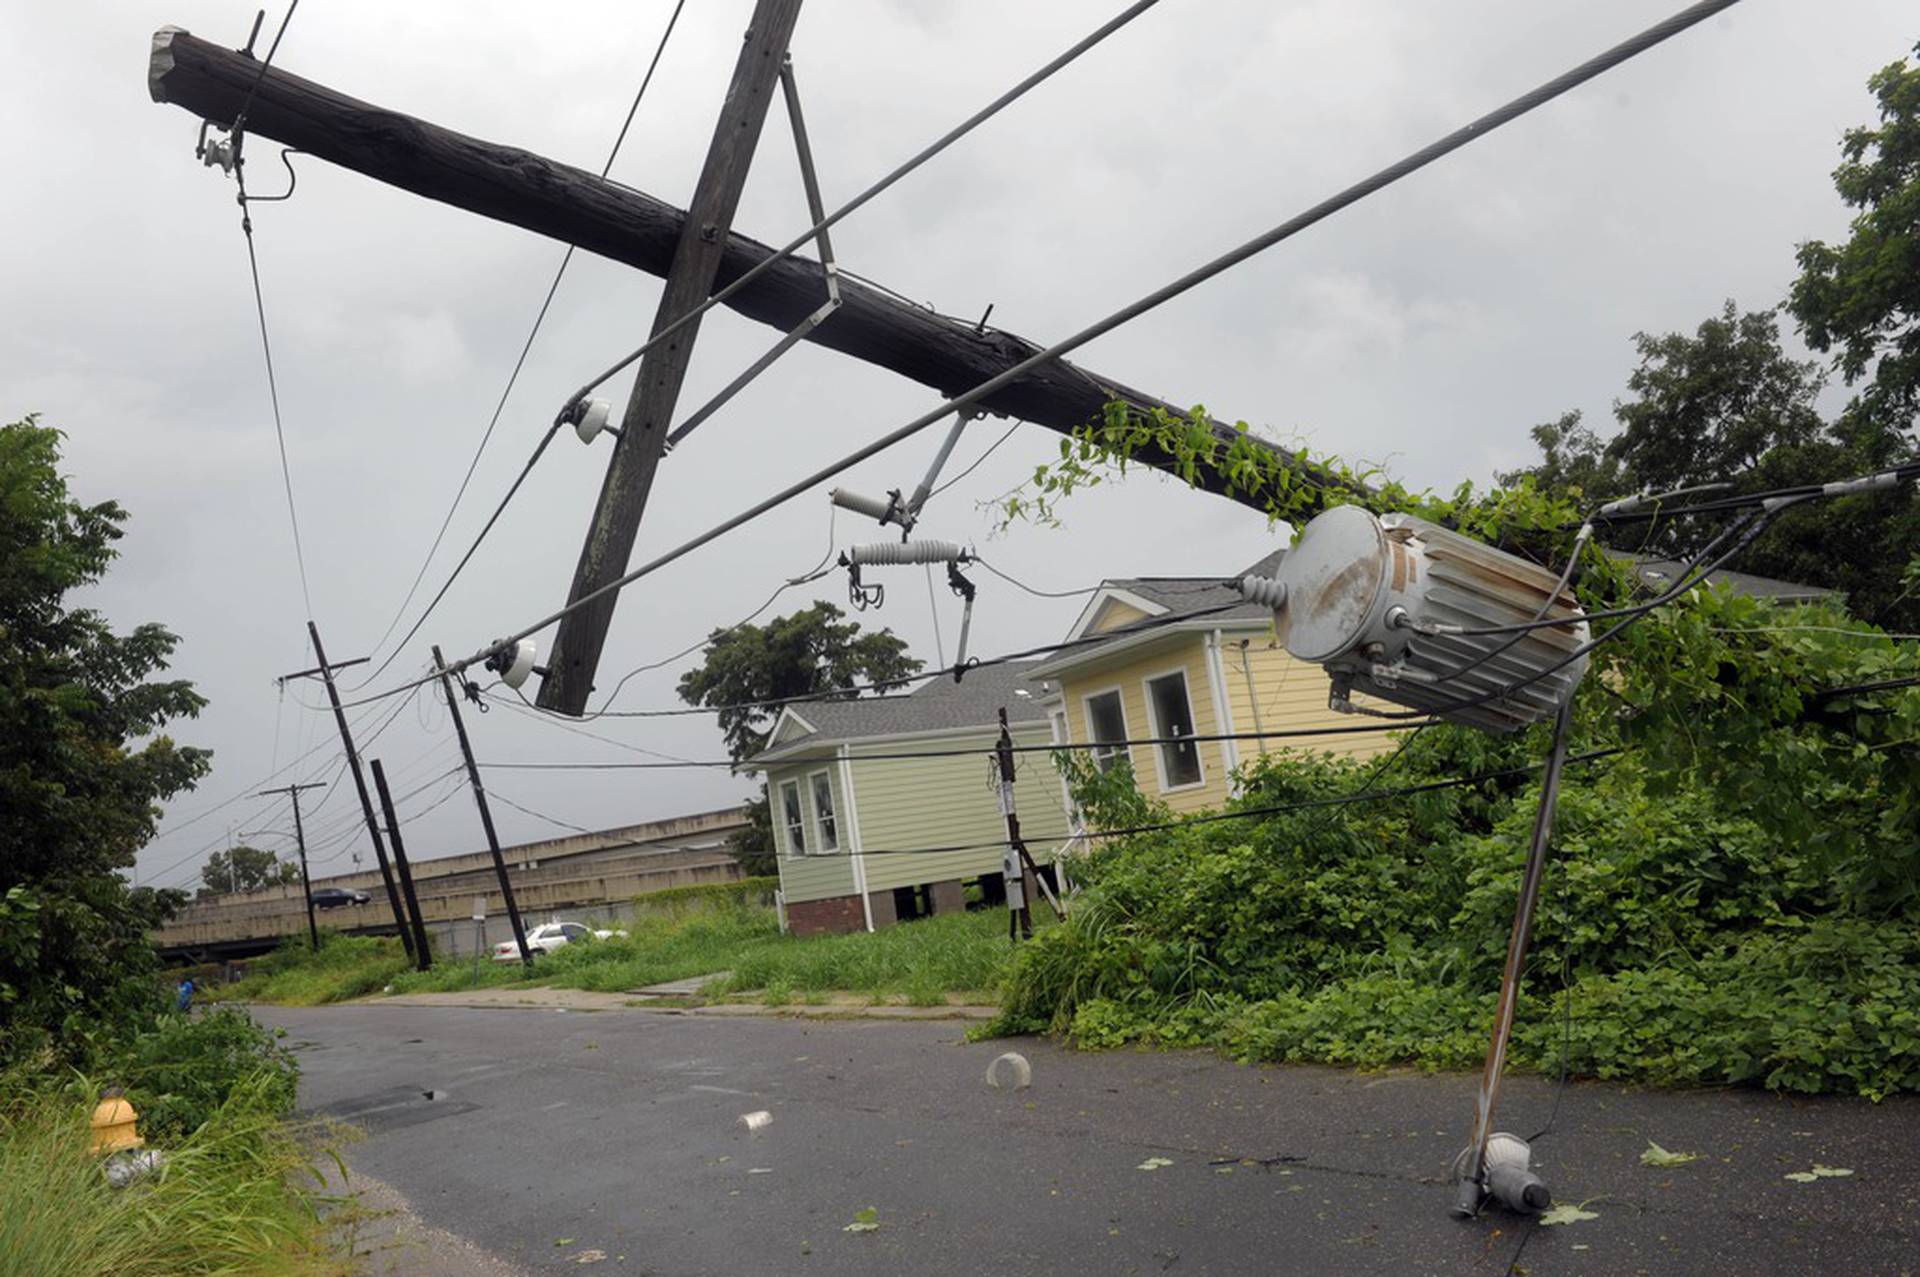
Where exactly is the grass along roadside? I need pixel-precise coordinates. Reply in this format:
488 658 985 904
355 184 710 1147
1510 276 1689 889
212 902 1026 1009
0 1071 336 1277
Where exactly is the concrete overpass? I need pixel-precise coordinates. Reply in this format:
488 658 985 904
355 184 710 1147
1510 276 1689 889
155 807 752 962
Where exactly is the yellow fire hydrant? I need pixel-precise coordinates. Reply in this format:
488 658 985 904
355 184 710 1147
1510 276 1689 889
88 1091 144 1156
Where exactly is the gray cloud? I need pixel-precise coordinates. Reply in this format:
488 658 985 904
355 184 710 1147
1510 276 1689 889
2 0 1909 887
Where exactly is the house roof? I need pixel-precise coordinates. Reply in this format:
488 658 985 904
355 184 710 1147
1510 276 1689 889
1608 550 1832 602
750 660 1053 765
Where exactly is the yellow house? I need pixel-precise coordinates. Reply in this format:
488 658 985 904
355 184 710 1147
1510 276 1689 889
1028 549 1393 815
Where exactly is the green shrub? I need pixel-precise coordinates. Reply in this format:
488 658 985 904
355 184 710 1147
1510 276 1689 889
94 1007 300 1143
995 711 1920 1098
212 934 413 1007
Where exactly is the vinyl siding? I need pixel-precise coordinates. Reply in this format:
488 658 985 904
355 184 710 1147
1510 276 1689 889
1089 599 1153 632
1056 629 1402 818
1059 637 1229 815
767 761 857 903
851 725 1073 894
1215 635 1398 763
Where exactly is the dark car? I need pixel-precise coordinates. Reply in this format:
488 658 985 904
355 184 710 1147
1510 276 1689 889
310 887 371 910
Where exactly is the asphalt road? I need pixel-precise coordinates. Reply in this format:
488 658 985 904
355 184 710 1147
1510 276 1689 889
266 1004 1920 1276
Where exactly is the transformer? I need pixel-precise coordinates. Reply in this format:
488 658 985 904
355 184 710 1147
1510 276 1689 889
1243 505 1588 732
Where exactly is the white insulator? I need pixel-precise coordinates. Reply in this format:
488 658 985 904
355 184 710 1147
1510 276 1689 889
487 638 538 690
1236 574 1288 610
829 487 896 522
573 399 612 445
846 539 967 567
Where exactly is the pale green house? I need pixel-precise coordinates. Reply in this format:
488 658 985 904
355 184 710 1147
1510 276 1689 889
748 661 1074 936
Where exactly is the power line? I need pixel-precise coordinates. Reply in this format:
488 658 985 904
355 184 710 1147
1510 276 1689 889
439 0 1743 687
488 789 594 834
572 505 843 718
476 718 1439 772
536 602 1242 721
787 748 1623 858
352 0 692 688
562 0 1169 408
927 421 1021 503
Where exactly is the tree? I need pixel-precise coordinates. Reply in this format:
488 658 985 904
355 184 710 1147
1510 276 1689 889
1790 42 1920 437
0 417 209 1060
196 844 298 898
1502 305 1920 628
677 603 921 873
677 602 922 760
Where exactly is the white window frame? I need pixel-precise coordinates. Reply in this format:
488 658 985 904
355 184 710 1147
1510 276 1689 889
807 769 839 852
1142 665 1206 793
777 778 807 856
1080 686 1130 775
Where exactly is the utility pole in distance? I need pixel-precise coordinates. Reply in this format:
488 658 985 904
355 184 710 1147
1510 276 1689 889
257 780 326 951
537 0 805 715
432 645 532 967
281 622 415 962
370 759 434 971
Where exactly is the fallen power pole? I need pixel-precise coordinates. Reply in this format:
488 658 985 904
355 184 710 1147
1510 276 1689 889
257 780 326 951
432 645 533 968
541 0 805 714
281 622 415 961
370 758 435 972
145 28 1321 508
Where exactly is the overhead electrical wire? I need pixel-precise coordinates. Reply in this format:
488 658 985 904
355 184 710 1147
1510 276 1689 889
348 0 1164 696
783 748 1623 859
352 0 691 689
561 0 1169 408
475 718 1441 772
415 0 1742 695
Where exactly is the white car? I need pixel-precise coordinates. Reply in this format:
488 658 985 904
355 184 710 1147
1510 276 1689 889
491 921 627 963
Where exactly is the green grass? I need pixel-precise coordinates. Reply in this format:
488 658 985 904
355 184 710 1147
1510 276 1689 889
208 934 413 1007
218 901 1025 1007
0 1072 333 1277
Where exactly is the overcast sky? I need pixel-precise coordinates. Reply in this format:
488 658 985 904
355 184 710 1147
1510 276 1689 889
3 0 1911 889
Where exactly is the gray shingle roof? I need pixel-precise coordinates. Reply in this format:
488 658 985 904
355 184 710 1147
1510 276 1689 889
753 660 1052 762
1086 547 1288 630
1609 550 1831 602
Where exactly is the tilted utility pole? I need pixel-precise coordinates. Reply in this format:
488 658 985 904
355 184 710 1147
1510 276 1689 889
144 28 1323 511
432 645 533 967
282 621 414 961
370 759 434 972
257 780 326 951
537 0 804 714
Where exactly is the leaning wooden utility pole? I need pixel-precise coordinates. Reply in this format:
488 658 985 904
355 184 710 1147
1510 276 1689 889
144 27 1325 509
370 759 434 972
281 622 414 961
257 780 326 951
432 645 533 968
539 0 805 713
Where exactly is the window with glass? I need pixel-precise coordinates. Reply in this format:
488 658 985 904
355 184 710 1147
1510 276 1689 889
1084 689 1128 773
779 779 806 854
809 771 838 851
1144 670 1202 788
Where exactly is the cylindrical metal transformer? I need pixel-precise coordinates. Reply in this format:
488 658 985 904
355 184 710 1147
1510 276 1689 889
1263 505 1588 732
